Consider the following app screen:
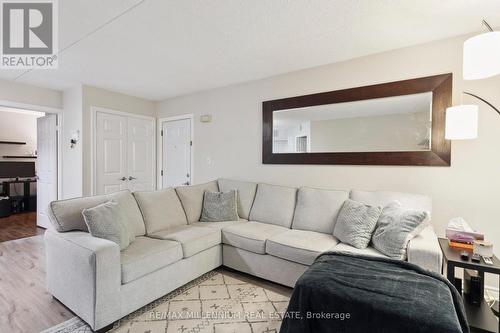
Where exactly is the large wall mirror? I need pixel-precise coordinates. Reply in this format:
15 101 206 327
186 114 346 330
263 73 452 166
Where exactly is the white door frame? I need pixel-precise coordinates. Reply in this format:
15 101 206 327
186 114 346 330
0 99 63 200
157 114 194 189
90 106 156 195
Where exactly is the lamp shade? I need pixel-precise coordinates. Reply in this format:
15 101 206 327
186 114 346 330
463 31 500 80
445 105 478 140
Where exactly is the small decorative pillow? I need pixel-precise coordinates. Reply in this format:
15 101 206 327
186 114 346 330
333 199 382 249
372 201 430 259
82 201 131 251
200 190 239 222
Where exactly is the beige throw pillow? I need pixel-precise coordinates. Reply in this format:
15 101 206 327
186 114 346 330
82 201 131 250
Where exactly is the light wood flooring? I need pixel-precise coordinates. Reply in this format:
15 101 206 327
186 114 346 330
0 235 74 333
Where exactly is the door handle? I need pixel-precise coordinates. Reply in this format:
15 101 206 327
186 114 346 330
128 176 137 181
119 177 127 181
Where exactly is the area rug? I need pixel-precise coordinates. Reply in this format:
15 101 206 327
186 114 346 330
41 269 290 333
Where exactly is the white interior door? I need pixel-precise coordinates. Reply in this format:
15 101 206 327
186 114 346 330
95 110 155 195
127 117 154 191
162 119 191 188
37 114 57 229
95 112 128 194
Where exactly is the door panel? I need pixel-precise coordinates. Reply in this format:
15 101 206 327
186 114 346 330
103 184 122 194
95 111 155 195
103 139 123 173
127 117 154 192
37 114 57 229
95 112 128 194
162 119 191 188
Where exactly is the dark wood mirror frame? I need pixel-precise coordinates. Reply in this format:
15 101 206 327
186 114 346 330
262 73 452 166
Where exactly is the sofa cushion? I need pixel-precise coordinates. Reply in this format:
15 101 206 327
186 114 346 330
82 201 132 250
133 188 187 234
222 221 289 254
292 187 349 234
350 190 432 215
249 183 297 228
175 181 219 223
190 220 246 230
218 179 258 220
149 225 221 258
331 243 388 258
266 230 339 265
120 236 182 283
49 190 146 236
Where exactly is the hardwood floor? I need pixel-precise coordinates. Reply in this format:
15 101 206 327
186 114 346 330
0 235 74 333
0 212 45 243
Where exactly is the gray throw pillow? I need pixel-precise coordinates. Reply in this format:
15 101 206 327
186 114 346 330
200 190 239 222
333 199 382 249
372 201 429 259
82 201 131 250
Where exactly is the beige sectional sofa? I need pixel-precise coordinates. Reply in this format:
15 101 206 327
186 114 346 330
45 179 442 331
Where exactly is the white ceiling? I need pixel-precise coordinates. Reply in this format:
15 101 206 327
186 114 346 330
2 0 500 101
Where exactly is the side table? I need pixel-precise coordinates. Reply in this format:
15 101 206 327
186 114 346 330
439 238 500 333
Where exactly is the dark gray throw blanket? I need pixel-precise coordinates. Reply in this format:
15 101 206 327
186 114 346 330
280 252 469 333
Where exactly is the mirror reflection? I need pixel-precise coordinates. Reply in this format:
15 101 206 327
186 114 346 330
272 92 432 153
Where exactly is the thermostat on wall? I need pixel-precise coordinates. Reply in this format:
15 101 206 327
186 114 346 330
200 114 212 123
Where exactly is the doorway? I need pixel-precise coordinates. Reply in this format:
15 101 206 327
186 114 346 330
158 115 193 188
92 107 156 195
0 106 60 240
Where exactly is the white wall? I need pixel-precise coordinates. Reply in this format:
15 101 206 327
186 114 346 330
157 33 500 290
0 79 62 109
0 110 40 162
81 85 157 195
61 85 83 199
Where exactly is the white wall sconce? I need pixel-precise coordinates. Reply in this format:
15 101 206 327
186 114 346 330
445 20 500 140
70 130 80 148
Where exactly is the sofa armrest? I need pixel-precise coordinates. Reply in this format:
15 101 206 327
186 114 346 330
407 226 443 273
44 230 121 330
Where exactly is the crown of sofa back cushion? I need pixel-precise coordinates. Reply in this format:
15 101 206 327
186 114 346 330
349 190 432 215
218 179 257 220
133 188 188 234
292 187 349 234
48 190 146 235
175 180 219 223
249 183 297 228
